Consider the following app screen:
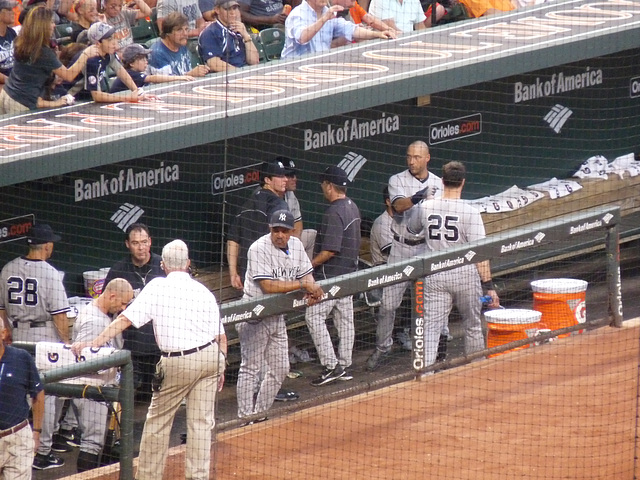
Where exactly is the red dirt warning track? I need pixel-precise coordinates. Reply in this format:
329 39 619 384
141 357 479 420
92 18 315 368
67 322 640 480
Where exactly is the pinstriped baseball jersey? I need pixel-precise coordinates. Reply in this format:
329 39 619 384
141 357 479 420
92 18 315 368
388 169 443 243
285 191 303 223
244 234 313 300
369 210 393 266
0 257 69 324
408 198 486 251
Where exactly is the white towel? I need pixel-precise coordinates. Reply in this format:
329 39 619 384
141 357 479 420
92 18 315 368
35 342 117 387
527 177 582 199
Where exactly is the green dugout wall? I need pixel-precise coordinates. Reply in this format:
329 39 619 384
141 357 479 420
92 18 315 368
1 45 638 296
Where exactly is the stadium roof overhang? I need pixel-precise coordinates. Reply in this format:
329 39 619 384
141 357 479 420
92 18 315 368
0 0 638 187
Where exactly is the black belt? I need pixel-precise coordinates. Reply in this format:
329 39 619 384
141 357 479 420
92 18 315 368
0 420 28 439
162 340 216 358
11 320 46 328
393 234 425 246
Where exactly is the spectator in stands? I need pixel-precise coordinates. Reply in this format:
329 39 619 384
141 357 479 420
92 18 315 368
110 43 193 92
101 0 151 52
281 0 394 58
457 0 512 18
0 0 17 88
67 0 99 41
197 0 259 72
330 0 398 47
20 0 74 24
237 0 289 31
0 6 97 114
199 0 216 20
332 0 397 33
368 0 444 31
156 0 205 37
149 11 209 76
68 22 151 102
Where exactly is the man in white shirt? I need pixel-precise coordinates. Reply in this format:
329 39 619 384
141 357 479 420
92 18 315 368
71 239 227 480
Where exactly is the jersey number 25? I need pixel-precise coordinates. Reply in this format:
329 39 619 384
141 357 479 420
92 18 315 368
427 214 460 241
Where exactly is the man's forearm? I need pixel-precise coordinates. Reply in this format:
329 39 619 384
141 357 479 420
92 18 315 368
52 313 70 344
91 315 132 348
227 240 240 275
311 250 335 268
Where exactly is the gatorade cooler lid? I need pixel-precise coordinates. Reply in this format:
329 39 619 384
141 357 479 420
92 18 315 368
530 278 588 294
484 308 542 325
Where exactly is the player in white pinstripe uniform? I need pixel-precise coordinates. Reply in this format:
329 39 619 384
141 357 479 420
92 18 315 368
237 210 323 422
367 141 443 371
407 161 499 367
369 186 393 267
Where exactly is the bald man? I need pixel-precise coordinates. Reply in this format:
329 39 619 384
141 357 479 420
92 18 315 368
367 141 444 371
71 278 133 472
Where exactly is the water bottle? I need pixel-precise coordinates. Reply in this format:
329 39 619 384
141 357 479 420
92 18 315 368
480 295 492 305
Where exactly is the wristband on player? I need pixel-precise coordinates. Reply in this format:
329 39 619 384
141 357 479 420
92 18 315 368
33 428 42 433
481 280 495 292
410 187 428 205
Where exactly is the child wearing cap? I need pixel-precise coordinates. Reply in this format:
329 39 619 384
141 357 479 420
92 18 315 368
67 21 151 102
109 43 194 93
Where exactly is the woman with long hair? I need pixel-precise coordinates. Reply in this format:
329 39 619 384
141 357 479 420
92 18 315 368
0 5 97 114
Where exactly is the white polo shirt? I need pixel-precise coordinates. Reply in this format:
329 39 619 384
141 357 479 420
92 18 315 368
369 0 426 33
123 271 224 353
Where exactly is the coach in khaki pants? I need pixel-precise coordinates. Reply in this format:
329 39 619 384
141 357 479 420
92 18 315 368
72 239 227 480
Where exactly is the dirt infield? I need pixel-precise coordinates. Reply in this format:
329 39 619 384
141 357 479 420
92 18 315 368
66 321 640 480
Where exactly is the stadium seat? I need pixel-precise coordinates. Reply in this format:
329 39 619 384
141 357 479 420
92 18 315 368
131 18 157 44
252 35 267 63
150 8 160 38
145 37 160 49
186 38 204 66
54 23 74 46
258 28 284 61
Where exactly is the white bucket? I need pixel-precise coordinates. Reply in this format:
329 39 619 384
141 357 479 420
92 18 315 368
530 278 588 294
83 270 106 298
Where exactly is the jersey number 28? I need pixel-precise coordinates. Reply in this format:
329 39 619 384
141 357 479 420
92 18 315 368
427 214 460 241
7 276 39 306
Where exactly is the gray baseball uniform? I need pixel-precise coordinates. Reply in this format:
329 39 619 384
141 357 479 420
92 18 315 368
237 234 313 419
407 198 486 365
0 257 70 343
0 256 70 457
375 170 442 351
369 210 393 266
71 301 121 456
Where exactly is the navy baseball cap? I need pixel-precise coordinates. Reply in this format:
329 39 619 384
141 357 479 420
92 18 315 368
321 166 350 187
273 156 297 175
269 210 295 230
27 224 61 245
262 159 287 179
